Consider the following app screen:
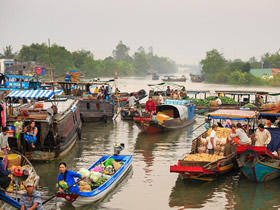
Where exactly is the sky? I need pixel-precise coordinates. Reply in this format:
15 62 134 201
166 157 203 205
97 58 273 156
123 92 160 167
1 0 280 65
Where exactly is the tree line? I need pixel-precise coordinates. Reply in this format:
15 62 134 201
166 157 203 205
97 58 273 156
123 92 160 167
0 42 177 77
200 49 280 86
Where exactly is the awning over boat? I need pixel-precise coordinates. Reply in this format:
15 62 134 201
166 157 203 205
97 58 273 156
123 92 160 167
206 109 259 120
7 89 63 99
157 104 188 120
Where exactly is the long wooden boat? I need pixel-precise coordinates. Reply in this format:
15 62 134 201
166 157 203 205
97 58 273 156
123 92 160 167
190 73 204 83
0 150 40 208
6 90 82 162
162 75 186 82
170 130 236 182
56 155 133 207
236 127 280 183
134 102 196 134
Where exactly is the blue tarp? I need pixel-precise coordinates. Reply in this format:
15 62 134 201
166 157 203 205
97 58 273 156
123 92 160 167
208 116 251 121
267 128 280 152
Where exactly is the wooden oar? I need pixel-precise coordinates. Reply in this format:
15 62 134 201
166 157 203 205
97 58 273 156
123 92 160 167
113 101 128 120
42 178 83 205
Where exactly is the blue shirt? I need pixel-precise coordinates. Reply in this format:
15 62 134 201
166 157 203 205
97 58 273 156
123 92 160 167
19 190 43 210
58 170 82 193
0 160 10 177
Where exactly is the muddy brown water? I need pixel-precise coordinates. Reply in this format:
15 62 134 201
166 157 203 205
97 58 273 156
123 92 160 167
35 76 280 209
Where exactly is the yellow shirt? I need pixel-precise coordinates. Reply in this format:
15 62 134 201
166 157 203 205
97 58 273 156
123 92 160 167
94 88 99 94
255 129 271 146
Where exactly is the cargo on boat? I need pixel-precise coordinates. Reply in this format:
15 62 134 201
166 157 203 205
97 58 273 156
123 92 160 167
134 100 196 134
6 89 81 161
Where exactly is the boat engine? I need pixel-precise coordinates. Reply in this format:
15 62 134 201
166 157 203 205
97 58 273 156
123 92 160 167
13 167 29 199
114 143 125 156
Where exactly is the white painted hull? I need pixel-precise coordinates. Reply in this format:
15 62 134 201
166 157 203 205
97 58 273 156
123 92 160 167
72 164 132 207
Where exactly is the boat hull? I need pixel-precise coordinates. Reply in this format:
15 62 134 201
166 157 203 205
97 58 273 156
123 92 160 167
239 161 280 183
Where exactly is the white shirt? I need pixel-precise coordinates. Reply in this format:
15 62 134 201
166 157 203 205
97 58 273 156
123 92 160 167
159 95 164 104
216 98 222 105
230 128 249 144
0 133 9 149
127 96 137 106
207 130 217 149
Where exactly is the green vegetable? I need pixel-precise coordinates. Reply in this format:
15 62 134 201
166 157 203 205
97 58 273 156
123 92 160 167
242 103 257 108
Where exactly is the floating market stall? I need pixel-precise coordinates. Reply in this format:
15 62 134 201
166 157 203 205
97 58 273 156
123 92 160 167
170 109 259 181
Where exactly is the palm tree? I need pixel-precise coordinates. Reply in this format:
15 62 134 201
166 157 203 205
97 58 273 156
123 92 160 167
0 45 17 59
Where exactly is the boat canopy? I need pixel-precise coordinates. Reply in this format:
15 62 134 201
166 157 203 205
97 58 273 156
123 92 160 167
206 109 259 120
7 89 63 99
157 104 188 120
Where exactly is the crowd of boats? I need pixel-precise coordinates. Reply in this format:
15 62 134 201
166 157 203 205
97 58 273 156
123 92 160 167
0 73 280 208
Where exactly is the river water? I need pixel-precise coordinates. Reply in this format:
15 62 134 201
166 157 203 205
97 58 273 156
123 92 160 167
35 76 280 210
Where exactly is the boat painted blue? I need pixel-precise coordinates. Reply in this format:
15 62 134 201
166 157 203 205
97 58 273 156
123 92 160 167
240 160 280 183
0 191 21 209
57 155 133 207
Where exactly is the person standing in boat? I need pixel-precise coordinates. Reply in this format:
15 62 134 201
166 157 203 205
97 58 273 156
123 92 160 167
127 93 137 107
24 120 38 149
207 124 217 154
20 179 43 210
0 127 10 170
166 86 171 96
253 124 271 147
58 162 85 193
158 92 164 104
215 97 222 106
145 97 156 117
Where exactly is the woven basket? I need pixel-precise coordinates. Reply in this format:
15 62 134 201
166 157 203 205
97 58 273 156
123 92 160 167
7 154 21 167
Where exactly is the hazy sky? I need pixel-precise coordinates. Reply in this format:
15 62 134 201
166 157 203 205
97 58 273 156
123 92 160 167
1 0 280 65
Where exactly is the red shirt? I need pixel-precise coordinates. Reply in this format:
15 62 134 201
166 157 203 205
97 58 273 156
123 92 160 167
145 100 156 112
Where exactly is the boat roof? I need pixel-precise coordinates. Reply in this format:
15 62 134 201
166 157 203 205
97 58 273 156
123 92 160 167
215 90 272 95
5 75 34 79
187 90 210 94
6 89 63 100
158 104 188 120
206 109 259 120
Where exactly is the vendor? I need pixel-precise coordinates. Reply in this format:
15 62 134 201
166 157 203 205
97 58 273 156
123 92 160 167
58 162 85 193
253 124 271 147
20 180 43 210
229 123 249 146
215 97 222 106
127 93 137 107
145 97 156 116
0 127 10 170
0 157 11 192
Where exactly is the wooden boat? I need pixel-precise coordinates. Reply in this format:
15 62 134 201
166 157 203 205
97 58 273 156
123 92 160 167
162 75 186 82
0 75 41 90
236 146 280 183
170 130 236 182
194 106 209 115
0 150 40 208
6 89 82 162
116 89 147 107
121 105 141 120
190 73 204 83
152 73 159 80
134 101 196 134
56 155 133 207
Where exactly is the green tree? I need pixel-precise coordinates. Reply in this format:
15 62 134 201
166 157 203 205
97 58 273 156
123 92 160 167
134 52 150 75
200 49 226 82
0 45 17 59
72 49 93 69
112 41 130 61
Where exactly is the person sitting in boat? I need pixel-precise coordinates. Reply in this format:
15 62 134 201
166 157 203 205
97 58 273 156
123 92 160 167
229 123 249 146
215 97 222 106
20 179 43 210
127 93 137 107
207 124 217 154
24 120 38 149
0 156 11 192
180 87 187 98
225 119 232 128
58 162 85 193
265 120 272 128
158 92 164 104
171 90 181 100
104 86 110 100
253 124 271 147
166 86 171 96
93 86 99 94
97 89 105 99
259 96 264 106
0 127 10 170
145 97 156 117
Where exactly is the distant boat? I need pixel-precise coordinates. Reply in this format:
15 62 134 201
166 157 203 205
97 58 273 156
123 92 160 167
162 75 186 82
152 73 159 80
190 73 204 82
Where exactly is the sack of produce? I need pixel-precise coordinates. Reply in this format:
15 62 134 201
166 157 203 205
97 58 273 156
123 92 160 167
78 181 91 192
183 153 224 162
104 158 115 167
91 166 104 173
78 168 90 178
214 145 221 152
220 138 227 145
199 138 207 146
216 139 221 146
198 146 207 153
113 161 122 171
89 171 102 182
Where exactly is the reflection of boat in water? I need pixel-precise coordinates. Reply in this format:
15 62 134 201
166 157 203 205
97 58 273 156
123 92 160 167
169 173 237 209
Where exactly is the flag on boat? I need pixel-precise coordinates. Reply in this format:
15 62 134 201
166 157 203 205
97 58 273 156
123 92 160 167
6 89 64 99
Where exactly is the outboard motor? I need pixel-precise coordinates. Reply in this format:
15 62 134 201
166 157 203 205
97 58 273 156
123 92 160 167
113 143 125 156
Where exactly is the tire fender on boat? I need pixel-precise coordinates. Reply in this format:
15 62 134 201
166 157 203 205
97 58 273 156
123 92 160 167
240 149 258 168
77 127 82 140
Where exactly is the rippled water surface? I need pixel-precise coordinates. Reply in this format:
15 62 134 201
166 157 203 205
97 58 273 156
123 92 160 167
34 76 280 209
